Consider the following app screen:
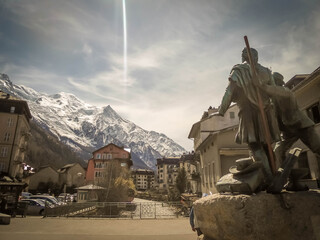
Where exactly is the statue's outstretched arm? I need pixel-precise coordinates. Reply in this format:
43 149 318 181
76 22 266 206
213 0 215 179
218 80 235 116
259 84 292 99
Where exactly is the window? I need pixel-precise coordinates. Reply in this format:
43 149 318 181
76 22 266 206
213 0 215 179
107 154 112 159
95 162 105 168
0 162 6 172
102 154 107 159
7 118 14 127
4 133 10 142
0 147 8 157
229 111 235 119
307 102 320 124
206 166 209 185
95 171 105 178
96 153 101 159
209 163 212 187
212 163 216 183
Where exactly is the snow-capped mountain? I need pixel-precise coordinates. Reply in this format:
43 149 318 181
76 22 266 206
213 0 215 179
0 73 186 169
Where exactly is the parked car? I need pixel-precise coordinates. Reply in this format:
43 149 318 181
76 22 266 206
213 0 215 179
20 199 46 216
20 192 32 199
72 193 78 202
58 193 73 202
29 195 60 206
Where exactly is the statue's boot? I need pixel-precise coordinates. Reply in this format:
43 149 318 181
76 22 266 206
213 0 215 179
285 168 309 191
267 148 302 193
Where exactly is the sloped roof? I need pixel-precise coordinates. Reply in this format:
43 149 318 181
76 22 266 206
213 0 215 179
286 66 320 90
132 169 155 175
188 121 201 139
0 90 32 120
92 143 130 154
196 125 238 151
57 163 77 173
156 157 180 165
180 152 200 163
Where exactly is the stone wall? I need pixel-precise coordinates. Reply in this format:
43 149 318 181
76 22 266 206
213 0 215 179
193 190 320 240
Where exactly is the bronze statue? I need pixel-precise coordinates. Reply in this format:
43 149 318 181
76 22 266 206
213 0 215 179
253 72 320 191
254 72 320 165
215 35 320 194
217 47 280 184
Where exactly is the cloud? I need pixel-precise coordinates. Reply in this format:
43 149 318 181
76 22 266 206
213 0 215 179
0 63 71 94
1 0 320 151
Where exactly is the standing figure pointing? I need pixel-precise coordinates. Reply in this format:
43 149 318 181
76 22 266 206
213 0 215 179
217 48 280 184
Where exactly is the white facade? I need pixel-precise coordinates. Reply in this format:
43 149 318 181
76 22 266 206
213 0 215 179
189 104 248 194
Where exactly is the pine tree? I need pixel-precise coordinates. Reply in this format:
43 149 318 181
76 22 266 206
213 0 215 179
175 167 187 194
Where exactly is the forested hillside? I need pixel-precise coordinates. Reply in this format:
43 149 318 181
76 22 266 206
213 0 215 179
26 120 88 169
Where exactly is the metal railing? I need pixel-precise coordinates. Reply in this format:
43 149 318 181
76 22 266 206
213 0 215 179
44 201 189 219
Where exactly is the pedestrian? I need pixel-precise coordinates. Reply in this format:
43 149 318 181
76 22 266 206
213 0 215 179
190 206 202 239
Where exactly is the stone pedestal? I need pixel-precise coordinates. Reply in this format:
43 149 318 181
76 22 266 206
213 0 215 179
193 190 320 240
0 213 11 225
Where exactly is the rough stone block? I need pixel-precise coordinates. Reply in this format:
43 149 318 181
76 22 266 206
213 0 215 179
194 190 320 240
0 213 11 225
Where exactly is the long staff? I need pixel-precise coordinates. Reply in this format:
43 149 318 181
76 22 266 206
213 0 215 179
244 36 276 174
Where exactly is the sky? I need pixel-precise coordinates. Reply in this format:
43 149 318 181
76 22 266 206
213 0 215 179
0 0 320 151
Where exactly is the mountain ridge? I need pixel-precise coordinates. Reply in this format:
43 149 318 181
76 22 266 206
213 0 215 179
0 73 186 169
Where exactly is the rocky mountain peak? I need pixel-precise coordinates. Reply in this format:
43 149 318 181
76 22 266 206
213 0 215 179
0 73 13 91
0 74 187 169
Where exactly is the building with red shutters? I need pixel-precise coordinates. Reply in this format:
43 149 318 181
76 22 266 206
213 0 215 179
85 143 133 185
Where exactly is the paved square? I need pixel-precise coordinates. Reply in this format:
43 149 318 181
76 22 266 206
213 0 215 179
0 217 196 240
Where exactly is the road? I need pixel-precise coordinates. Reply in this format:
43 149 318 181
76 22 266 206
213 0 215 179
0 216 197 240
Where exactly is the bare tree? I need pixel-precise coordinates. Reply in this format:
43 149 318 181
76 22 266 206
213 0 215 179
97 161 135 202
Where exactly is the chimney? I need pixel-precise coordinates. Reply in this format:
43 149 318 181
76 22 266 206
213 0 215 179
208 106 218 115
